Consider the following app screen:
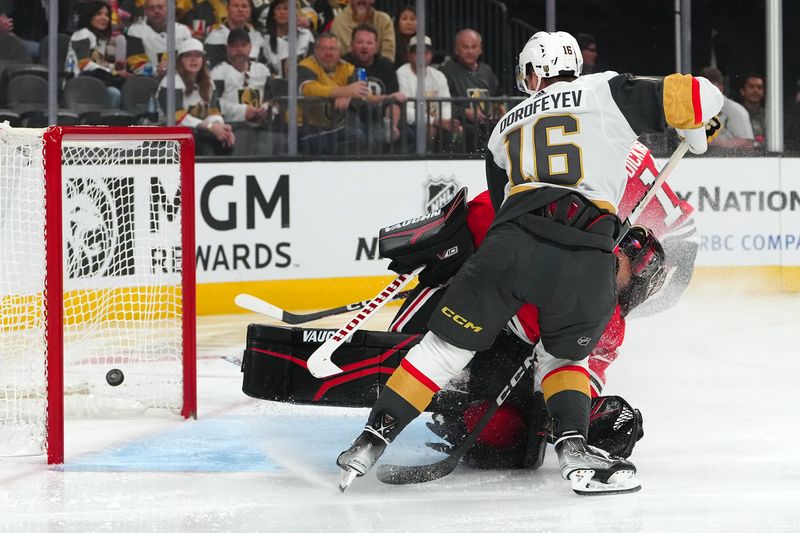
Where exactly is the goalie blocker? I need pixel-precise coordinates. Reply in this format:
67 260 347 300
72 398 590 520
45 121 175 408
239 325 643 466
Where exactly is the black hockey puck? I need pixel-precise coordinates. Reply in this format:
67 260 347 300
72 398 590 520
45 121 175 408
106 368 125 387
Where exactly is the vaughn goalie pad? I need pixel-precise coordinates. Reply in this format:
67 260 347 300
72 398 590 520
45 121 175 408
241 324 422 406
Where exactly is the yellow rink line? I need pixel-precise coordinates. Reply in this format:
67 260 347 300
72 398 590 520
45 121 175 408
2 267 796 325
688 266 800 294
197 275 412 315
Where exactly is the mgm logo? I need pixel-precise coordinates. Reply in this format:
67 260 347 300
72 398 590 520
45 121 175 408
423 175 459 214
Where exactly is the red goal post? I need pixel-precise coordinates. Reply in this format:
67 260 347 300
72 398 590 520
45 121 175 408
0 126 196 464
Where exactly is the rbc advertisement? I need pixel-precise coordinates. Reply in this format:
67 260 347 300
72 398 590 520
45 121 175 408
665 157 799 266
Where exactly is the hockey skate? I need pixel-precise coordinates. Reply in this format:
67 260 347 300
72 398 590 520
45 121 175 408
555 431 641 496
336 428 387 492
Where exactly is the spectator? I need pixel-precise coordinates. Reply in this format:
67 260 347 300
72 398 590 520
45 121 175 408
343 23 408 147
118 0 142 22
0 0 73 61
263 0 315 79
0 11 11 35
738 73 766 145
126 0 192 77
108 0 131 45
330 0 394 62
576 33 597 74
212 28 276 154
66 0 134 108
297 32 368 154
393 4 416 68
178 0 227 39
439 28 502 152
397 35 461 151
311 0 347 34
254 0 316 33
205 0 265 68
159 38 235 155
699 66 756 151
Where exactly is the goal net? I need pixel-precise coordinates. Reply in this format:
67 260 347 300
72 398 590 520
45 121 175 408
0 125 196 464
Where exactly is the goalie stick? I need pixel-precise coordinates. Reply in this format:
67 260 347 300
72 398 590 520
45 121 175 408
234 290 414 325
375 140 689 486
306 266 424 378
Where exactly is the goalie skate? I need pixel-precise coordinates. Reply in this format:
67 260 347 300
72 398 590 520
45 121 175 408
336 428 387 492
555 432 641 496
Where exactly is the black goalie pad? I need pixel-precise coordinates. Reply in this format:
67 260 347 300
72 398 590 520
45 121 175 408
379 187 474 286
241 324 422 407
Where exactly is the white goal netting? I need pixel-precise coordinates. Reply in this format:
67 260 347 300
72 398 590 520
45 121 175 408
0 127 189 459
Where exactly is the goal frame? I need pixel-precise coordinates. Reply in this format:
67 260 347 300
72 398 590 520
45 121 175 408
42 126 197 464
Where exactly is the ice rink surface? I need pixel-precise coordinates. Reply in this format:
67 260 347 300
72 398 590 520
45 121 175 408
2 289 800 532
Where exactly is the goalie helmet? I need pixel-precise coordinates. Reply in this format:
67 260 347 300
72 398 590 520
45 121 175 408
516 31 583 95
617 226 667 316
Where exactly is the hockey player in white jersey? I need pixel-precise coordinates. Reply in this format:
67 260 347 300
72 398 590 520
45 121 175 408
337 31 723 495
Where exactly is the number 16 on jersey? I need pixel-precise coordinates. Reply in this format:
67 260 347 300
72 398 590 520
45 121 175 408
505 114 585 187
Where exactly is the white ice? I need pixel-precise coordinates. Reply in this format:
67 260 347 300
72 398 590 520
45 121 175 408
2 290 800 532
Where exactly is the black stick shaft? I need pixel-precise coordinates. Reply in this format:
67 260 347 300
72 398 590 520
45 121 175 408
269 290 414 325
376 353 535 485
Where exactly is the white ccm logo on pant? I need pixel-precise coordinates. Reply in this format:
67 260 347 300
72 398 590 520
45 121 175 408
496 353 536 404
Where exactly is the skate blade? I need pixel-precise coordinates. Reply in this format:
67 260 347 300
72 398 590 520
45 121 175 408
569 469 641 496
339 467 359 493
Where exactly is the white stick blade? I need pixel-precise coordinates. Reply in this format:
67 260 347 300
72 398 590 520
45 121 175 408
307 343 343 378
235 293 285 321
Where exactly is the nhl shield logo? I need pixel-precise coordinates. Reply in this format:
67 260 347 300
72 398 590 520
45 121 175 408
423 176 459 213
577 336 592 346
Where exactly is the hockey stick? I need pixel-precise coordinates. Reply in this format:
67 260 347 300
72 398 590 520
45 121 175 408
376 352 536 485
234 290 414 325
375 140 690 486
306 266 424 378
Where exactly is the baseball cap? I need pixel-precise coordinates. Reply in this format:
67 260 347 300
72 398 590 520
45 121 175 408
228 27 251 45
408 35 432 49
178 38 205 56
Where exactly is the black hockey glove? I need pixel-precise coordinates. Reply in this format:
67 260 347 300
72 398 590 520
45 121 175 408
705 115 723 143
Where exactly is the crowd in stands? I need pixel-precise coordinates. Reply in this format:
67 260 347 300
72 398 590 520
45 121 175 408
0 0 793 156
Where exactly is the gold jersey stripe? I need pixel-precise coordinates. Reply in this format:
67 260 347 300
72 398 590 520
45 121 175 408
663 73 701 129
542 369 591 401
385 366 437 413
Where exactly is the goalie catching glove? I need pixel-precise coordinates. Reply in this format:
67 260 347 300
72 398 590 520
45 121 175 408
379 187 474 287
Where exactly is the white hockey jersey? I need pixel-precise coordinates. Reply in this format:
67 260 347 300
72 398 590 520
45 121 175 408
205 23 265 62
486 71 722 215
211 60 271 123
262 29 314 79
126 20 192 75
